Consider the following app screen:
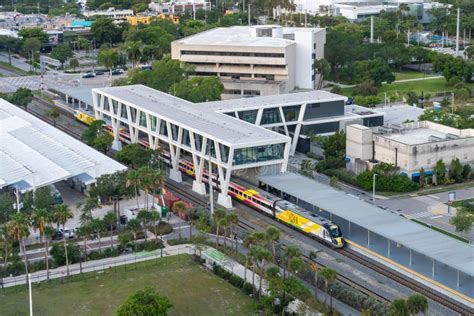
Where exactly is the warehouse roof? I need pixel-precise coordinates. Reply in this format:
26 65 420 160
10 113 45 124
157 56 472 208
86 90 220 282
93 85 290 147
0 99 127 192
259 172 474 277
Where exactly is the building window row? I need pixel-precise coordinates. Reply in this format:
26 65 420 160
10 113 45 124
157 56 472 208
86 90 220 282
234 144 285 165
181 50 285 58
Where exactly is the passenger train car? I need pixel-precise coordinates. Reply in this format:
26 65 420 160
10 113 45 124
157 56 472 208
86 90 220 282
75 113 344 248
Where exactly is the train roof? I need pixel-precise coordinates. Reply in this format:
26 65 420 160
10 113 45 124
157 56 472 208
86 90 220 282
275 199 335 227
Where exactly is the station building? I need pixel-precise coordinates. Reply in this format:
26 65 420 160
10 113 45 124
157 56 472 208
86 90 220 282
346 121 474 179
204 91 384 155
171 25 326 99
0 98 126 194
92 85 291 208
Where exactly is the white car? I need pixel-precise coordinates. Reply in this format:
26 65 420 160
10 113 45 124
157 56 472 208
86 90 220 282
60 227 76 239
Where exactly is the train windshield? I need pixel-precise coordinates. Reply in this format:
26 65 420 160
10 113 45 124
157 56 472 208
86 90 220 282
330 226 342 238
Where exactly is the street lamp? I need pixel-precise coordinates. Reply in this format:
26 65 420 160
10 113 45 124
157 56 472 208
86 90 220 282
372 173 377 205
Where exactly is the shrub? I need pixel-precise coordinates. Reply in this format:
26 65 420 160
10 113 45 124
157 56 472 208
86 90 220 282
284 276 311 300
330 86 343 94
354 95 382 107
229 275 244 288
50 243 81 266
353 80 378 96
243 282 255 296
156 221 173 235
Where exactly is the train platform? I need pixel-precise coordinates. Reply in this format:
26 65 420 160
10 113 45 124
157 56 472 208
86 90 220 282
258 172 474 307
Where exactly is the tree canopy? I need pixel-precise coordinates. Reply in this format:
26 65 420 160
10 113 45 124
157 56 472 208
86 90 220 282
174 77 223 102
117 287 172 316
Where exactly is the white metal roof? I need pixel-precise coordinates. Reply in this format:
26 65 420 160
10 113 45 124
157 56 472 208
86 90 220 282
173 25 323 48
0 98 127 192
93 85 290 147
203 90 346 112
259 172 474 277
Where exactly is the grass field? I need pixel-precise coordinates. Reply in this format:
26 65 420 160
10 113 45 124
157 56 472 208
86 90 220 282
0 255 256 316
341 77 474 101
394 71 436 81
452 198 474 209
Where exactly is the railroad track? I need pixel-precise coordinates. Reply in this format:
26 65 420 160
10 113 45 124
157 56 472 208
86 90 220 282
25 101 473 315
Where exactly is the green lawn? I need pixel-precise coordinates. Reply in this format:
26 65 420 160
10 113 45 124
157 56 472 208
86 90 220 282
452 198 474 208
394 71 436 81
0 255 256 316
341 77 474 101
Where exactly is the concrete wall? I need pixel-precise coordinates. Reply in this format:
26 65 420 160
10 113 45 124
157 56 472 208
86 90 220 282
346 124 373 161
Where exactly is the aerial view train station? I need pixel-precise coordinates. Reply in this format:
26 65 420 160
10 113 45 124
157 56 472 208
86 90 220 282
0 2 474 315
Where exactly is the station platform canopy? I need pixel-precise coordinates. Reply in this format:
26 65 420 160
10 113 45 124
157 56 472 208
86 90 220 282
259 172 474 278
0 98 127 192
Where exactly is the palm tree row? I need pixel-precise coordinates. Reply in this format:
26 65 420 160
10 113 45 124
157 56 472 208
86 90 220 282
1 204 74 281
127 166 164 211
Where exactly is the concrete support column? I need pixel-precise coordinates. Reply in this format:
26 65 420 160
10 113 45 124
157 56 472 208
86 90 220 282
432 259 435 279
387 240 391 257
169 168 182 183
217 193 232 209
456 271 460 289
367 230 370 247
409 249 412 267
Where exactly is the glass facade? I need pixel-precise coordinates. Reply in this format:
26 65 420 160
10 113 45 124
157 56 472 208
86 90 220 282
233 143 285 165
282 105 300 122
139 112 147 127
120 103 128 119
238 110 258 124
261 107 282 125
112 99 118 115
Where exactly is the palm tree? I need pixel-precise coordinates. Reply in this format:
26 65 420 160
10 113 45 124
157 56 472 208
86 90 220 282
137 166 151 210
103 211 117 249
90 218 104 254
127 170 141 210
31 208 52 280
319 267 337 305
309 250 319 299
218 216 229 249
147 168 164 209
185 207 195 240
148 210 161 243
69 58 79 72
265 226 280 260
76 223 92 261
7 213 30 280
43 226 54 280
390 298 409 316
127 218 142 251
97 48 119 77
249 245 272 298
212 208 226 247
53 204 74 276
125 41 141 68
226 212 239 253
282 245 300 278
406 293 428 315
0 224 12 268
172 201 188 240
137 210 152 241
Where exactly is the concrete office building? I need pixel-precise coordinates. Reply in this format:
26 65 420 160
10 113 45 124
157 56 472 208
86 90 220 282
346 121 474 179
171 25 326 99
148 0 211 14
83 8 133 20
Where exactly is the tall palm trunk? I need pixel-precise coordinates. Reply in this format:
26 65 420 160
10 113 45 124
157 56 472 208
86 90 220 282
135 185 139 210
109 226 114 249
43 235 50 282
258 262 264 298
83 237 88 261
62 225 70 276
215 224 220 247
97 232 102 254
21 238 29 282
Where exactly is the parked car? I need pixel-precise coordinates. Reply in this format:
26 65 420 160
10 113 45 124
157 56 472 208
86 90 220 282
95 70 105 75
48 184 63 205
81 72 95 78
51 229 63 241
345 97 353 105
59 227 75 239
111 69 124 75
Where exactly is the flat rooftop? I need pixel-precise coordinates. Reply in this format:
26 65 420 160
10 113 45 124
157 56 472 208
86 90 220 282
203 90 346 112
93 85 290 147
0 99 127 192
259 172 474 277
382 128 450 145
173 25 323 48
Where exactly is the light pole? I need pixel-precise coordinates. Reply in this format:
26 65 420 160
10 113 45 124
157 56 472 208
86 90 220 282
28 273 33 316
372 173 377 205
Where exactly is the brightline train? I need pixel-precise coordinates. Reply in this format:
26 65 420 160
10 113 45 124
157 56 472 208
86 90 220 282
75 111 344 248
